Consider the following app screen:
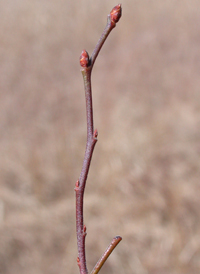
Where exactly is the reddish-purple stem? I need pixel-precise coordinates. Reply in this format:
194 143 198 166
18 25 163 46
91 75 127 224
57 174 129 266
75 4 122 274
75 67 97 274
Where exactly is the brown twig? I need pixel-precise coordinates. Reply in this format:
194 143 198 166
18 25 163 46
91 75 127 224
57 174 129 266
90 236 122 274
75 5 122 274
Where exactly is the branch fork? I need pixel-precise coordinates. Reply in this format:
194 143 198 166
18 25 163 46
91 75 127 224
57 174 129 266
75 4 122 274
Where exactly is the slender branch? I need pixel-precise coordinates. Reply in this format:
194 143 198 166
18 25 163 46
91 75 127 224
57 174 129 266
75 5 122 274
90 17 114 68
91 4 122 68
90 236 122 274
75 66 97 274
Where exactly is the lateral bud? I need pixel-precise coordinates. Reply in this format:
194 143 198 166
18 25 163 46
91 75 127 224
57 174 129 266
110 4 122 24
80 50 90 67
74 180 80 191
77 257 81 269
93 129 98 139
83 225 87 237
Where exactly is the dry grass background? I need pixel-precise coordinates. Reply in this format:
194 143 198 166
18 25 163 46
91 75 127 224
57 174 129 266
0 0 200 273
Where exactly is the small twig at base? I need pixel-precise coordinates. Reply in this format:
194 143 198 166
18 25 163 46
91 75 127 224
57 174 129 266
90 236 122 274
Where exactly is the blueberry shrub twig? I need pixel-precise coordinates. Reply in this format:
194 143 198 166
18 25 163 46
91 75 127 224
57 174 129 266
74 5 122 274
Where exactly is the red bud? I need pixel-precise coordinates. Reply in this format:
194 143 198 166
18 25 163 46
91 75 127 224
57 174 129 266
93 129 98 139
80 50 89 67
74 180 80 191
110 4 122 24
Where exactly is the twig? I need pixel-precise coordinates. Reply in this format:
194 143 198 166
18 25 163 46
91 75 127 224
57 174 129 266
90 236 122 274
75 5 122 274
90 4 122 67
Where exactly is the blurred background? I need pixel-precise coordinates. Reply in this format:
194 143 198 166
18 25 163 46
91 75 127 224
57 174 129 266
0 0 200 273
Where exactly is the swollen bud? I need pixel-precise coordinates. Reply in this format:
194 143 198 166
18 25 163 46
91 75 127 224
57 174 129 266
80 50 90 67
110 4 122 24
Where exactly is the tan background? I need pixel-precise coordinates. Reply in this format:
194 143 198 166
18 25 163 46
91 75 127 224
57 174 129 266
0 1 200 273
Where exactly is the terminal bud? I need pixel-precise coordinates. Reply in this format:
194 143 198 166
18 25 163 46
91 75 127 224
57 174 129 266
110 4 122 24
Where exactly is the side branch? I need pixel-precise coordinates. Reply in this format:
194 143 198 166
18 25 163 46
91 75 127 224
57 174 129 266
90 236 122 274
90 4 122 68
